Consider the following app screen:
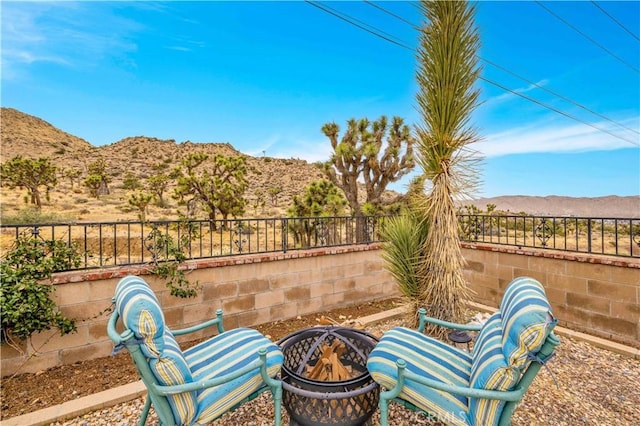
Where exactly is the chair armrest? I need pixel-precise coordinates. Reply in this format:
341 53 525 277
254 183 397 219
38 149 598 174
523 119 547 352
417 308 483 333
383 359 525 403
171 309 225 335
151 348 277 395
107 310 130 344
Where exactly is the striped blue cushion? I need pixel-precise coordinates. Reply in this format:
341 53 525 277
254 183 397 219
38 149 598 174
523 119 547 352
149 330 198 425
468 313 520 426
184 328 284 423
500 277 557 369
114 276 165 358
367 327 472 426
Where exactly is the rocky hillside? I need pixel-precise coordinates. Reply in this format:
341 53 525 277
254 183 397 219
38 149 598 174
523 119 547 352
1 107 637 222
0 108 326 222
0 107 96 164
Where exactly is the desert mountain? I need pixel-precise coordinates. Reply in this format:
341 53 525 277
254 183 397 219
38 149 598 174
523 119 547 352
1 107 638 221
461 195 639 219
0 108 326 221
0 108 96 162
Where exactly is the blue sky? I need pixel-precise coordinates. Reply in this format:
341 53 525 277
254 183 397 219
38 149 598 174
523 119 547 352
2 1 639 198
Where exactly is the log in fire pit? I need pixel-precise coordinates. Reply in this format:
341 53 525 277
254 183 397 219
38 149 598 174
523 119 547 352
277 326 379 426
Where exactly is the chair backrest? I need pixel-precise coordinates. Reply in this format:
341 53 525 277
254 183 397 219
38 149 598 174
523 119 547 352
113 276 198 425
468 277 557 426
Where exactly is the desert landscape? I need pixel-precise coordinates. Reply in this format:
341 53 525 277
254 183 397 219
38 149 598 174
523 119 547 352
1 107 638 225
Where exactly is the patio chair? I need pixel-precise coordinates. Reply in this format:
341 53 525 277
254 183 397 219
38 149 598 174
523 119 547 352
107 275 283 426
367 276 560 426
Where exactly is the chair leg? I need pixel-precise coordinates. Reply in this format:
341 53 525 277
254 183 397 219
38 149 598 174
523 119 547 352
272 383 283 426
138 395 152 426
378 397 390 426
258 348 283 426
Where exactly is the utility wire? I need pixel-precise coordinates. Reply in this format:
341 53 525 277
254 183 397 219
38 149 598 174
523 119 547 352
535 1 639 74
479 56 640 136
306 0 640 147
304 1 407 49
590 1 640 43
362 0 638 137
479 76 639 146
363 0 420 30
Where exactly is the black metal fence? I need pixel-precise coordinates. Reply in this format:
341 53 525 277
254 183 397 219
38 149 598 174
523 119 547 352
458 214 640 258
0 216 388 271
1 214 638 272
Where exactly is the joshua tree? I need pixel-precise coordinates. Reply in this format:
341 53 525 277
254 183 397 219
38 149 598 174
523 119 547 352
84 158 111 199
383 0 482 334
173 153 247 228
320 115 414 216
0 156 57 208
287 180 347 247
128 191 154 223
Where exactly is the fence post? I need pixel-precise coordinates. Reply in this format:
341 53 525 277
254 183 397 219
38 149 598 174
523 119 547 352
282 218 288 253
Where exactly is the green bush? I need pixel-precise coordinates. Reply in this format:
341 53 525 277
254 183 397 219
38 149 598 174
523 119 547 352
0 232 81 344
1 207 75 225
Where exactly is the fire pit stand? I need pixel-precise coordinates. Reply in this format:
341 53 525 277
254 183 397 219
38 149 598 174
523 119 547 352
277 326 380 426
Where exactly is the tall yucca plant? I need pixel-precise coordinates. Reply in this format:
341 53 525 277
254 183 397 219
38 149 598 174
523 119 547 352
381 202 429 317
414 0 482 335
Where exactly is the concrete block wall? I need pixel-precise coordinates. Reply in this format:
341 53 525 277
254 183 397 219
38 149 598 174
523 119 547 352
3 241 638 377
1 245 397 377
462 243 640 348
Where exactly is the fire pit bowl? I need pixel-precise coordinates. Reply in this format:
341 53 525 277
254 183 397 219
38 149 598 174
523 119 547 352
277 326 379 426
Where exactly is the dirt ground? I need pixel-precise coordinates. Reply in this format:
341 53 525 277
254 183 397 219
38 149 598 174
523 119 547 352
0 298 403 420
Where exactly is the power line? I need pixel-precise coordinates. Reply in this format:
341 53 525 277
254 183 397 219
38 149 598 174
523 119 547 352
362 0 639 137
305 0 640 147
535 1 639 74
363 0 420 30
479 56 640 136
304 1 408 49
364 0 640 142
478 76 639 146
590 1 640 43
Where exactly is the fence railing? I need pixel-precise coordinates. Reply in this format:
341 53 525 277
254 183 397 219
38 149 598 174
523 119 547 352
458 214 640 258
1 214 638 272
0 216 388 271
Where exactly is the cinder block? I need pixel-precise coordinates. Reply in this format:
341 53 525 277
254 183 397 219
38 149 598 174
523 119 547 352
284 286 311 303
566 292 610 315
255 289 285 309
61 340 113 365
238 278 270 295
29 325 89 353
205 281 238 300
610 301 640 322
588 280 636 302
222 294 256 315
270 303 298 322
236 307 271 328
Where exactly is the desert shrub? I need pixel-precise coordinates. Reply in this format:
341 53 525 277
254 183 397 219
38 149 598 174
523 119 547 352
1 231 81 345
146 224 200 298
1 207 74 225
122 172 142 190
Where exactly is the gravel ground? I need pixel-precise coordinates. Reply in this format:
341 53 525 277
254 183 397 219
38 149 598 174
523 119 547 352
51 318 640 426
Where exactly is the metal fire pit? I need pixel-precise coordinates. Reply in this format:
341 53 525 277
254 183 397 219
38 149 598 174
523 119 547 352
277 326 379 426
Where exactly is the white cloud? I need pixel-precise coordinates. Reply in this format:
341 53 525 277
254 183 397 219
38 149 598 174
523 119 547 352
1 2 141 77
479 116 639 157
485 79 550 105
